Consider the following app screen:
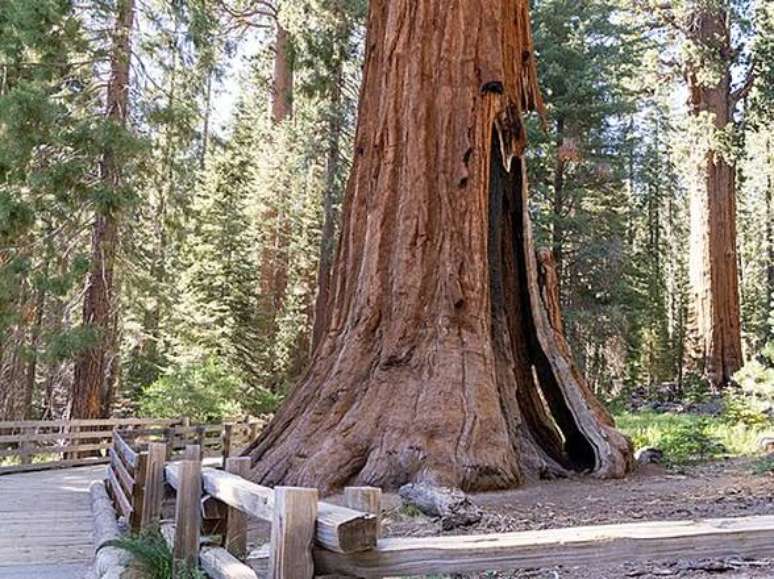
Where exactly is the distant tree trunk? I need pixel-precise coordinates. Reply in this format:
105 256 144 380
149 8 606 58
312 42 345 352
271 23 294 123
23 277 47 418
552 118 566 291
71 0 134 419
258 17 295 387
245 0 632 493
686 7 743 390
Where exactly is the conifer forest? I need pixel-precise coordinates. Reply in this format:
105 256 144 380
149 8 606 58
2 0 774 499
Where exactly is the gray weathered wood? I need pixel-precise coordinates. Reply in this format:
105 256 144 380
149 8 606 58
141 442 167 528
107 463 133 519
224 457 251 559
0 441 112 459
0 457 110 476
109 448 133 497
112 430 138 469
129 451 148 531
314 515 774 577
169 464 378 553
0 466 104 573
0 417 179 430
270 487 318 579
398 483 482 530
344 487 382 538
173 456 202 573
89 481 130 577
201 546 258 579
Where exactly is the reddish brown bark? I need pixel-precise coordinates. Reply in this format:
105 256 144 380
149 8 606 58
71 0 134 419
258 20 295 381
685 7 743 390
246 0 631 493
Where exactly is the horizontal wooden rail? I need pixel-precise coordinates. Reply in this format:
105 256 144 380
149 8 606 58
164 463 378 554
0 417 180 430
0 441 112 458
313 515 774 577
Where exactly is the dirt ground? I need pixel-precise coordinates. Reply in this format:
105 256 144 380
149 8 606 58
374 458 774 579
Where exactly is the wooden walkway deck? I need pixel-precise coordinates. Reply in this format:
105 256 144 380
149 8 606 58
0 465 105 579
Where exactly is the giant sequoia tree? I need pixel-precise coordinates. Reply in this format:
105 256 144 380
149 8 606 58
684 3 745 390
245 0 632 492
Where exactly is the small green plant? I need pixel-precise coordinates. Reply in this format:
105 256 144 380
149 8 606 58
399 503 426 518
105 527 205 579
752 456 774 476
658 418 724 464
721 391 771 428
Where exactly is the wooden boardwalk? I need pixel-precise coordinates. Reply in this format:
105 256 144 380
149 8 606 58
0 465 105 579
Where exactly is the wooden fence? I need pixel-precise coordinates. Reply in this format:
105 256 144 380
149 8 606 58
103 433 774 579
0 417 261 476
0 417 181 475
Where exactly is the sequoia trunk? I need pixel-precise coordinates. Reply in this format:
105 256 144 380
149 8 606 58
686 7 743 390
71 0 133 418
246 0 631 493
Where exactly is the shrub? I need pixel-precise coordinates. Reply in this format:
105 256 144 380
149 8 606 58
658 418 724 464
137 357 247 423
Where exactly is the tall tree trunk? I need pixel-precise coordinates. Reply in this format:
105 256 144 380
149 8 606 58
245 0 632 494
258 16 295 387
271 23 294 123
686 7 743 390
71 0 134 419
312 40 345 352
23 276 47 418
552 118 566 291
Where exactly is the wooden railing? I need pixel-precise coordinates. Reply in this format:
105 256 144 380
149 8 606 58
99 434 774 579
0 417 181 475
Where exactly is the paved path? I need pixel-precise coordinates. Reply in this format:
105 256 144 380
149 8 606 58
0 466 105 579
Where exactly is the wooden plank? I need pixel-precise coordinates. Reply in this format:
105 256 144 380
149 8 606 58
113 430 138 469
344 487 382 538
141 442 167 528
129 452 148 531
224 457 250 559
0 418 180 430
270 487 318 579
108 463 133 519
109 449 134 497
201 546 258 579
164 464 378 554
0 429 114 445
314 515 774 577
173 457 202 573
0 441 112 459
0 457 109 476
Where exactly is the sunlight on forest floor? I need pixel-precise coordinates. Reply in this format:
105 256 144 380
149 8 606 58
616 411 771 464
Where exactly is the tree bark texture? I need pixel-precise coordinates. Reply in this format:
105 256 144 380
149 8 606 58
685 7 743 390
246 0 632 493
71 0 134 418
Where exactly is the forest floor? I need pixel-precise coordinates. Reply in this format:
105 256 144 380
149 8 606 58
377 456 774 578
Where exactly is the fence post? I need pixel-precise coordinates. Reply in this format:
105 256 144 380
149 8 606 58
141 442 167 528
173 445 202 574
270 487 318 579
129 451 148 532
195 425 206 452
20 426 32 465
222 423 234 466
344 487 382 538
224 457 250 559
163 426 173 460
